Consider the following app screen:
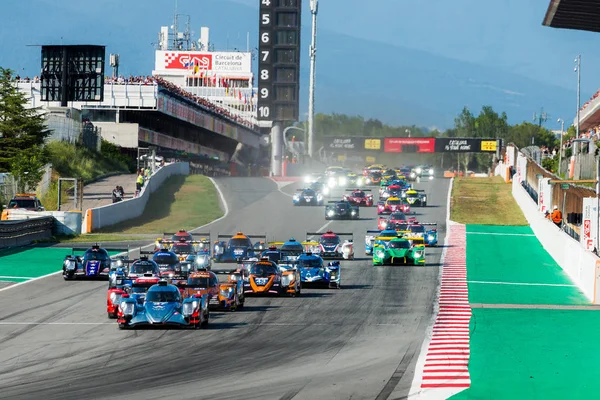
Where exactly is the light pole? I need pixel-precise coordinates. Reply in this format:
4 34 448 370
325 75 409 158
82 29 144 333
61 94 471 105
575 55 581 138
405 128 411 138
307 0 318 159
557 118 564 176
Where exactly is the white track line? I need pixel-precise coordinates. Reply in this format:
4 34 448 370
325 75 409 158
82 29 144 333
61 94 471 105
0 276 33 280
466 232 535 237
0 176 231 293
467 280 576 287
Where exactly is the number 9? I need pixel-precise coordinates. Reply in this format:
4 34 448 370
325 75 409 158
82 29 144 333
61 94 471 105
260 88 269 98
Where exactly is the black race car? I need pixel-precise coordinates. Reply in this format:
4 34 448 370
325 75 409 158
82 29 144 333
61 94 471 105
324 201 360 220
293 188 324 206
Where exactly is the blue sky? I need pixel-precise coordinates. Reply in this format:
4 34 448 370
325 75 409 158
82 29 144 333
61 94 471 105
1 0 599 128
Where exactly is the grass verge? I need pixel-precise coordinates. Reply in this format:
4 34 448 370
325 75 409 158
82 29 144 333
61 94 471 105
97 174 223 234
450 176 528 225
36 234 152 244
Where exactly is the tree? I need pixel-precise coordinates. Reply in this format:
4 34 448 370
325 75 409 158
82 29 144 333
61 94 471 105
0 67 49 172
10 146 46 192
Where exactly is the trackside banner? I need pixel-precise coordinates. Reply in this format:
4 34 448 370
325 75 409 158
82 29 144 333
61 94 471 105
581 197 597 252
434 138 499 152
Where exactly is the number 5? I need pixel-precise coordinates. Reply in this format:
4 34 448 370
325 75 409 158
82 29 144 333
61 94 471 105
262 14 270 24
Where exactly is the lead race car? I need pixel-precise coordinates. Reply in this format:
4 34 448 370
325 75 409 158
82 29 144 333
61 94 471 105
343 189 373 207
243 258 301 297
325 200 360 220
373 236 426 266
293 187 324 206
213 232 267 262
297 252 341 289
62 245 129 281
117 280 209 329
107 276 159 319
305 231 354 259
365 229 402 255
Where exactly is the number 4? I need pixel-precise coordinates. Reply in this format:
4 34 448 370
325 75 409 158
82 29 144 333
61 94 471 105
261 0 271 5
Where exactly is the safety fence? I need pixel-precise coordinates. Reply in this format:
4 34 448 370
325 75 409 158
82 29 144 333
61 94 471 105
0 216 54 249
502 144 598 249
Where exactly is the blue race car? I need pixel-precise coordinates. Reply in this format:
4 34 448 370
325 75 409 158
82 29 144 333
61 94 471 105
407 223 438 246
213 232 267 263
365 229 401 255
62 245 128 281
117 280 209 329
297 253 341 288
293 188 324 206
268 238 307 262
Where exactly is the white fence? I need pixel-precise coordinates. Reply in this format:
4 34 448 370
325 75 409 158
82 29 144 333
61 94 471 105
83 162 190 232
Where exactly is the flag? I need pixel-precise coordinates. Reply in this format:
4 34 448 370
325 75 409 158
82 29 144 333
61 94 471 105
225 87 229 96
194 62 199 74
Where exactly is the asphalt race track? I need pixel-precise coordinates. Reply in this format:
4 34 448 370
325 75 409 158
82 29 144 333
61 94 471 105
0 177 450 400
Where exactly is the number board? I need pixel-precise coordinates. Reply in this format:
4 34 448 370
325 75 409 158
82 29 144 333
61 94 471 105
257 0 302 122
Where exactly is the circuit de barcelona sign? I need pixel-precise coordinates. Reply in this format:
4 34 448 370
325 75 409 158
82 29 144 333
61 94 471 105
322 136 500 153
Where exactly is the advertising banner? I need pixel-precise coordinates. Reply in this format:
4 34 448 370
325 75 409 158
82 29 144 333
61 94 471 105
323 137 382 152
384 138 435 153
155 50 252 73
537 177 553 214
434 138 498 152
582 197 598 252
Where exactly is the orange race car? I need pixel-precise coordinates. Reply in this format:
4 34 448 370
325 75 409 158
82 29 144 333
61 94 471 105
243 258 301 297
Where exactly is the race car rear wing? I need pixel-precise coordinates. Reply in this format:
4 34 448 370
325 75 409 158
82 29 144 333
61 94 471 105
306 232 354 238
70 246 130 255
345 188 371 191
217 233 267 240
139 250 156 256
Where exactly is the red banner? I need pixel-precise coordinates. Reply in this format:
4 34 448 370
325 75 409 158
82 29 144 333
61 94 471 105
384 138 435 153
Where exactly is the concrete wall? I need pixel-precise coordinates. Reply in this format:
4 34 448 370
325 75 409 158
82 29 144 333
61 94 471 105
0 216 53 249
94 122 139 148
2 210 82 235
512 178 598 301
84 162 190 232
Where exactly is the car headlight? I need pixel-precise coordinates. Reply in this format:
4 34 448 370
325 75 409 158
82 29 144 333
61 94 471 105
317 194 323 201
375 250 384 258
381 221 387 228
65 260 76 270
322 187 330 195
120 302 135 316
183 302 194 316
429 169 434 174
366 178 371 183
220 288 233 297
304 176 311 183
111 260 123 268
109 292 122 304
339 177 347 185
414 251 423 258
423 196 427 202
410 172 416 178
281 274 294 286
351 210 356 215
293 194 300 200
328 210 334 216
366 238 373 245
416 168 422 174
427 235 435 241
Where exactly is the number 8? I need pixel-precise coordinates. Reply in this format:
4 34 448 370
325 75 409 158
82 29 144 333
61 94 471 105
261 70 269 80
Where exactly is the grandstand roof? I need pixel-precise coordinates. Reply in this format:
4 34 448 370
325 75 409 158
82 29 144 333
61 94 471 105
543 0 600 33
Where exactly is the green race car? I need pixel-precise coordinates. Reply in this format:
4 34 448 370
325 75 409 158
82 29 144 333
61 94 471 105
372 237 426 266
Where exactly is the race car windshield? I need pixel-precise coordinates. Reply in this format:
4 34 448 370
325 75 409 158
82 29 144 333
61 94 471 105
370 172 381 178
387 200 401 205
146 291 179 303
84 251 109 261
195 254 209 264
389 241 410 249
407 193 418 198
130 262 157 275
172 234 192 241
336 203 349 209
261 251 282 262
352 191 365 197
229 238 251 248
187 277 210 287
298 258 321 268
281 244 304 254
390 223 408 231
250 263 278 276
390 212 406 220
172 244 194 254
154 254 179 265
411 226 425 233
8 199 36 208
320 237 340 245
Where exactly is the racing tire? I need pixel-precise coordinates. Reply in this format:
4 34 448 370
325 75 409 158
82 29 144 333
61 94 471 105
201 311 209 327
108 312 117 319
118 323 128 330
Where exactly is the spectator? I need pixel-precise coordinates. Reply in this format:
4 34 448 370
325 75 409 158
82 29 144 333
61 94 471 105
551 205 562 227
112 185 123 203
136 172 144 194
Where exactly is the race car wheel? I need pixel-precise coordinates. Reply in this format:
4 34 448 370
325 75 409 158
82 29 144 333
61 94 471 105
118 323 128 330
108 312 117 319
201 310 209 327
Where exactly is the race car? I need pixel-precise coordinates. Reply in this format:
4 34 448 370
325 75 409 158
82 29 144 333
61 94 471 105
117 280 209 329
377 197 410 215
185 252 212 270
363 164 385 177
364 171 382 186
404 189 428 207
310 181 330 197
346 172 364 187
107 276 159 319
343 189 373 207
154 230 193 251
155 231 211 254
243 258 301 296
297 252 341 289
413 165 435 179
293 187 324 206
212 269 246 310
365 229 401 255
406 223 438 246
305 231 354 259
268 238 307 262
372 236 426 266
140 250 180 276
213 232 267 262
62 245 128 281
381 169 398 182
377 211 417 230
325 200 360 220
179 269 241 311
122 257 162 280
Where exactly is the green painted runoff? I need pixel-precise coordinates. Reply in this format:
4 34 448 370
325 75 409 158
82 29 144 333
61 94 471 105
466 225 589 305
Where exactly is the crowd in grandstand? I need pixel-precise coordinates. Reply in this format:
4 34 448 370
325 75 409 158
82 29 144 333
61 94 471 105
580 89 600 112
13 74 257 129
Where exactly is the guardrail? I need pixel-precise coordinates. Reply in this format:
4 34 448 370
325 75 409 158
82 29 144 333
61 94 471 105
0 216 54 249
